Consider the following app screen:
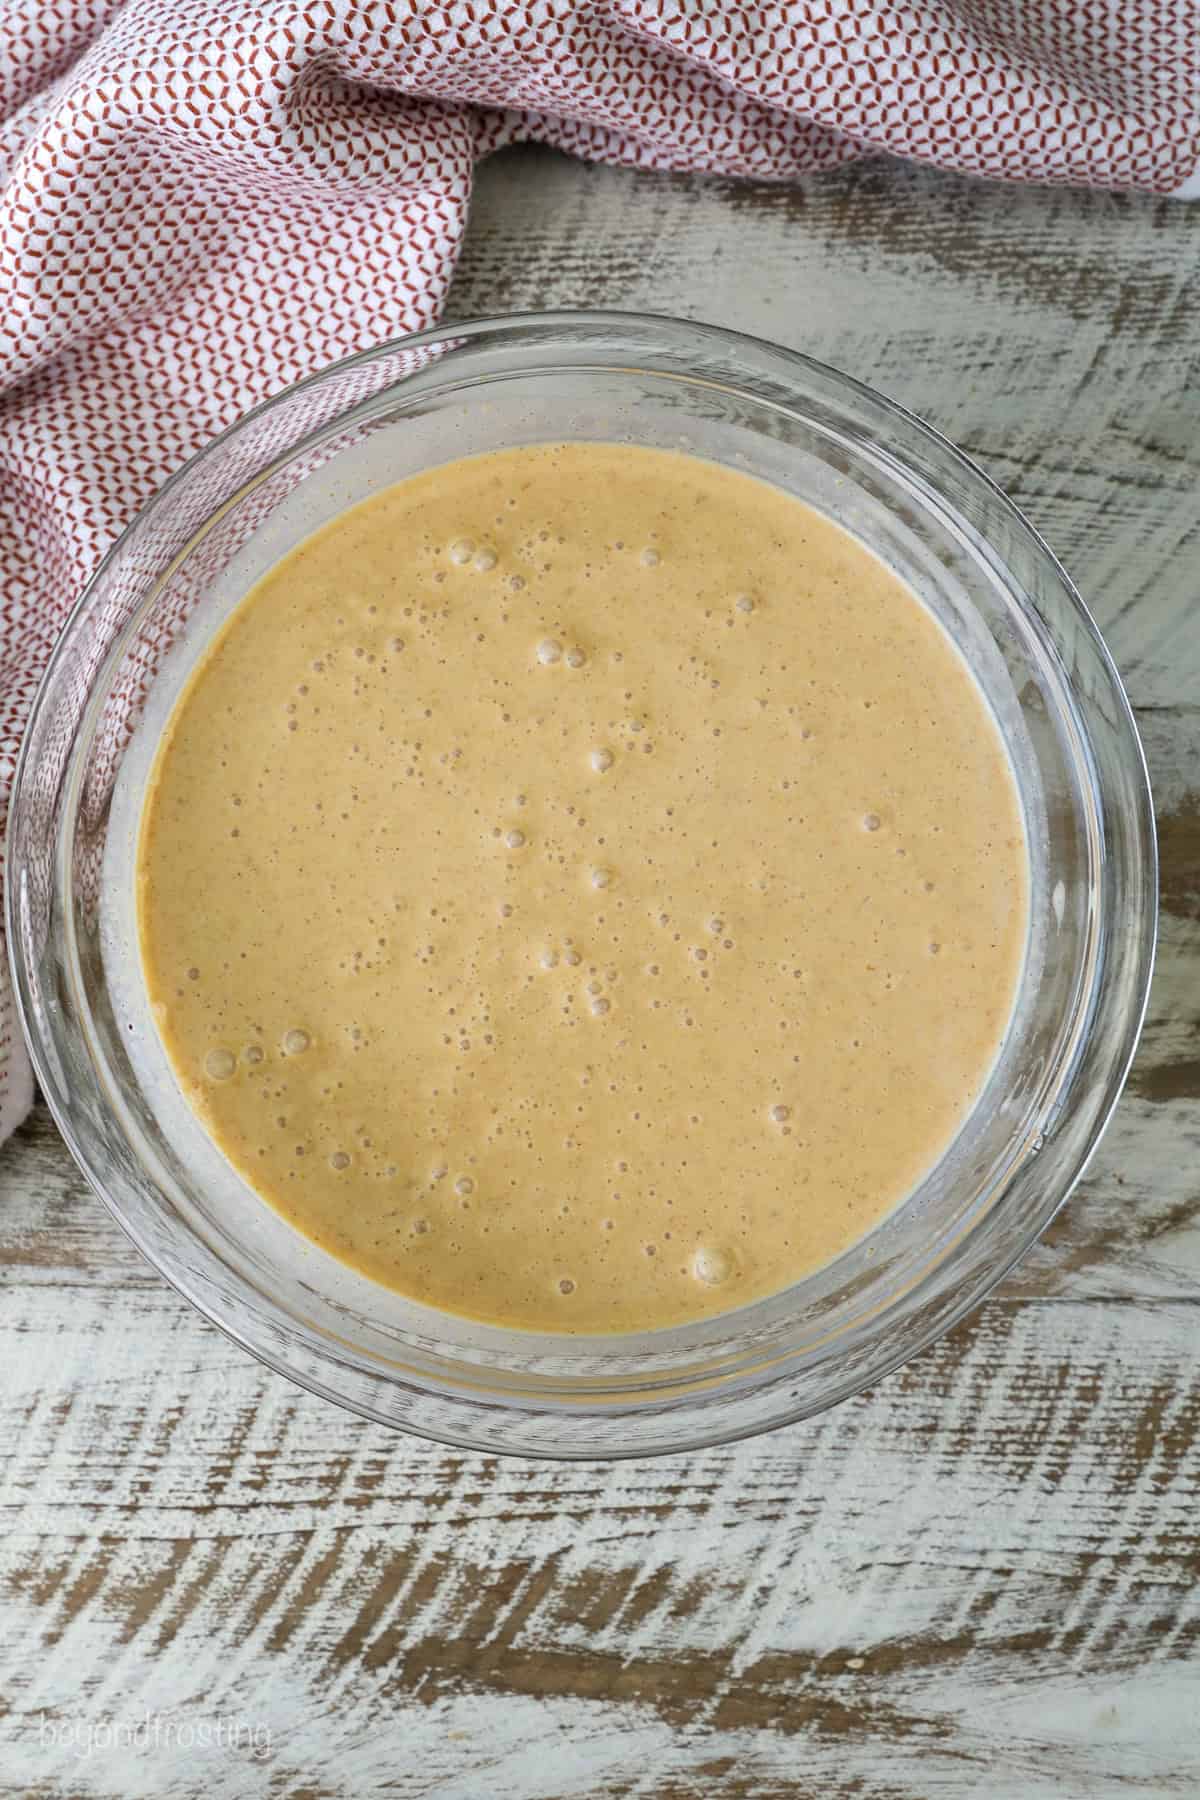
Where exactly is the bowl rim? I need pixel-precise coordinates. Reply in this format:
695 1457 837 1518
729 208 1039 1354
6 307 1158 1459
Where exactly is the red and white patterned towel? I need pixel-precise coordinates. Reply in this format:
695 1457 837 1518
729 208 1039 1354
1 2 1196 1144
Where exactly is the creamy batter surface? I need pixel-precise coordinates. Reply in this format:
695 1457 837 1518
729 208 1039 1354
137 444 1028 1333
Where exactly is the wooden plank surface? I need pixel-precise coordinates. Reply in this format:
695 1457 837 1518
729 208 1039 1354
1 150 1197 1799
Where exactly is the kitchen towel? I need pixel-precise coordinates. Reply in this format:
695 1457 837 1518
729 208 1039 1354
1 0 1196 1141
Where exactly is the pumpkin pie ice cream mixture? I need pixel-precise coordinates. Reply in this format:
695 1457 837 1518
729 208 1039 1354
137 444 1028 1332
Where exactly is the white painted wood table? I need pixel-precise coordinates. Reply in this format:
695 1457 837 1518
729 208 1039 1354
2 150 1198 1800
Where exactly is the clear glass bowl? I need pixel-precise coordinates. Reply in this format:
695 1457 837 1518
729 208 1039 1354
6 312 1156 1458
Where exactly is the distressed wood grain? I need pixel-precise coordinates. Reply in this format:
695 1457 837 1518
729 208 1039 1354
1 150 1197 1799
0 1275 1197 1797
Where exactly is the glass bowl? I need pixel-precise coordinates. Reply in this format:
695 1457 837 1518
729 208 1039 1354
6 311 1156 1458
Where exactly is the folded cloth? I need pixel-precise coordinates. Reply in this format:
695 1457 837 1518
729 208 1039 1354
1 0 1196 1143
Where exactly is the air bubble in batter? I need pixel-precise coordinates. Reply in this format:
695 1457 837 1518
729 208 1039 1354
693 1245 733 1285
